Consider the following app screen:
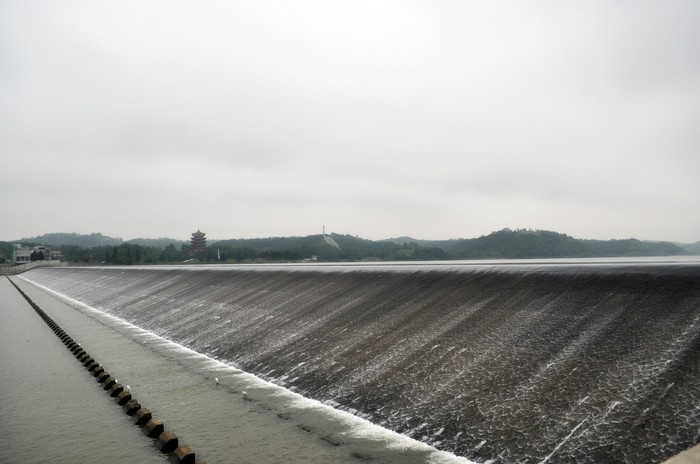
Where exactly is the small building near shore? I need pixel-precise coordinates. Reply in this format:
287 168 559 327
11 244 55 264
12 245 32 264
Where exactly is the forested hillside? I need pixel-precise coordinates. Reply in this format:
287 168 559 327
19 232 122 247
6 228 692 264
420 229 687 259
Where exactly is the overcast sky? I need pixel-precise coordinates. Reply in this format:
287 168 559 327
1 1 699 243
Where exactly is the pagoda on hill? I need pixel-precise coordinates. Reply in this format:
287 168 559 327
190 229 207 252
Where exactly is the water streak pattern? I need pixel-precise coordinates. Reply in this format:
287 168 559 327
24 263 700 463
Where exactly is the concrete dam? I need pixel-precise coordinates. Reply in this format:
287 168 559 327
21 262 700 463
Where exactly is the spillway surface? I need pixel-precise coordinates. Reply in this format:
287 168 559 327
7 275 464 464
21 261 700 463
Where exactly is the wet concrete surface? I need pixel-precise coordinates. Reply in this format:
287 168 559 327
21 262 700 463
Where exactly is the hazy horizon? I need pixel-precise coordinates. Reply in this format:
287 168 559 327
2 1 699 243
7 227 699 245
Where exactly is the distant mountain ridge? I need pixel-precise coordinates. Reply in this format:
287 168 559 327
386 230 697 257
9 228 698 262
682 241 700 255
16 232 185 249
19 232 123 247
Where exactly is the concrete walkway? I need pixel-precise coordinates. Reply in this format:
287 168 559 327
664 445 700 464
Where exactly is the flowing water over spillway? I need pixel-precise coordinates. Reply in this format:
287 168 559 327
20 260 700 463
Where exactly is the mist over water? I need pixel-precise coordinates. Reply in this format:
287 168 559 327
22 261 700 463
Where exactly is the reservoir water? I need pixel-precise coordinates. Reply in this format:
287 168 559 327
4 258 700 463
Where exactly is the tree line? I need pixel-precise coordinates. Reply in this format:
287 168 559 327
1 229 694 265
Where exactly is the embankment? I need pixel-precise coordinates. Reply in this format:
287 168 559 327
22 263 700 463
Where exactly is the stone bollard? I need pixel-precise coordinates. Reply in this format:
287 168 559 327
110 384 124 397
82 357 95 366
92 366 105 377
122 398 141 415
171 445 196 464
116 391 133 406
97 371 110 382
144 418 164 438
102 377 117 390
134 408 152 425
158 431 179 453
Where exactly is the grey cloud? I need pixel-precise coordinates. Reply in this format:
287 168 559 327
1 1 699 242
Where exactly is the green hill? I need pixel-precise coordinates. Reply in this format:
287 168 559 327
125 237 187 249
16 233 187 250
18 232 123 248
428 229 685 259
9 228 692 264
681 242 700 255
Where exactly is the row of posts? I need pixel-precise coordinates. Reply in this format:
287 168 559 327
7 276 204 464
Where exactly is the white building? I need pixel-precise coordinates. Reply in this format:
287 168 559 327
11 245 54 264
12 245 32 264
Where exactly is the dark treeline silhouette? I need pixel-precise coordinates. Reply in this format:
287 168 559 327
3 228 695 264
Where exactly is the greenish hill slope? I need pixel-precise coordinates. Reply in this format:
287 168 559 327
18 232 123 247
8 228 691 264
